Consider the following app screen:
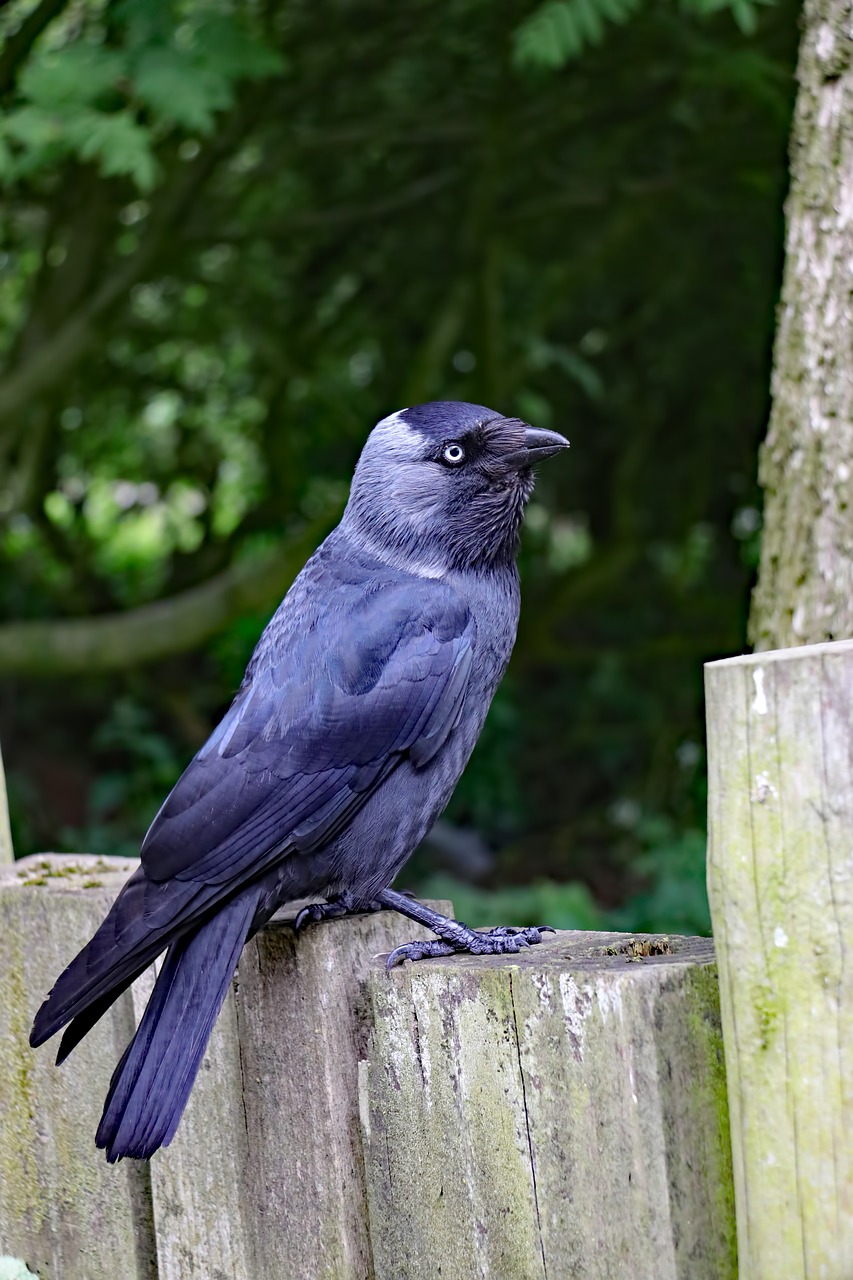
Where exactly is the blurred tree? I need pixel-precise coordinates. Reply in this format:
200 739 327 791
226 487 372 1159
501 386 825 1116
750 0 853 650
0 0 799 929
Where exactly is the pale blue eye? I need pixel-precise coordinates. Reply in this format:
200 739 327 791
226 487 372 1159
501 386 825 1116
442 443 465 465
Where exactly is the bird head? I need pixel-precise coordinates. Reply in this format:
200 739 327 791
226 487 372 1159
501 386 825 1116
344 400 569 574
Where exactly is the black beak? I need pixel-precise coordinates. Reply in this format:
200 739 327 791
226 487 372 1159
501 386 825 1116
491 422 563 473
524 427 570 462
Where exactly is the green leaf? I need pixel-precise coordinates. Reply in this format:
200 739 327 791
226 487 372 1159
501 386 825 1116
128 17 283 133
3 105 66 152
680 0 774 25
597 0 642 24
0 133 14 181
514 0 643 69
527 338 605 400
132 46 233 133
114 0 176 45
191 16 285 82
574 0 607 46
731 0 759 33
18 45 127 110
515 2 580 67
3 5 283 187
67 110 158 189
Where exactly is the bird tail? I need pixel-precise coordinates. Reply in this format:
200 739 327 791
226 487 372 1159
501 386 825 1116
30 866 211 1054
95 885 261 1162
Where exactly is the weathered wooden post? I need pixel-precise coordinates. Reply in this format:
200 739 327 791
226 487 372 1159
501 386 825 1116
0 855 156 1280
706 639 853 1278
145 898 449 1280
1 854 735 1279
0 741 13 866
0 853 451 1280
360 932 735 1280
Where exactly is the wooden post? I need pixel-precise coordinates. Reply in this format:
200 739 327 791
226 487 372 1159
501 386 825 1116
0 853 450 1280
0 855 156 1280
1 854 734 1278
706 639 853 1278
147 900 452 1280
360 932 734 1280
0 741 13 865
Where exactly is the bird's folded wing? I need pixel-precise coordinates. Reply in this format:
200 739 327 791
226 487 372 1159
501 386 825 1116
141 578 476 883
31 580 475 1047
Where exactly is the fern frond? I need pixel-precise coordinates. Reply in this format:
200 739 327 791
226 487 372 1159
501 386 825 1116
514 0 644 70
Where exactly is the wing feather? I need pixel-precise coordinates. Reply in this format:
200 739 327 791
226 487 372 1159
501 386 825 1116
32 574 475 1048
141 577 475 884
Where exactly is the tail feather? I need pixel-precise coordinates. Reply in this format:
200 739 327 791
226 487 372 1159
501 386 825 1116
30 867 210 1049
56 965 149 1065
95 886 260 1162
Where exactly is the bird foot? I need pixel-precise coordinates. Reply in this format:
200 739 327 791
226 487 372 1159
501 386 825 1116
294 890 416 934
386 924 555 970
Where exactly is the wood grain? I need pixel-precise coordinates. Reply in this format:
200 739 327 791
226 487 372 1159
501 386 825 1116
707 639 853 1277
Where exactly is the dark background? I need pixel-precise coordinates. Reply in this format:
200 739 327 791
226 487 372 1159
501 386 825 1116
0 0 801 933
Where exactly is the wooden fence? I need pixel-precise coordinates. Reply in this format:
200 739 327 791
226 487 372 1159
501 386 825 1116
1 637 851 1278
706 639 853 1278
0 742 12 867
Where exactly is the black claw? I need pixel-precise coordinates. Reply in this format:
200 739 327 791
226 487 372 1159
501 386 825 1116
293 903 320 934
386 939 458 969
293 900 348 934
486 924 556 938
294 890 416 936
385 923 556 969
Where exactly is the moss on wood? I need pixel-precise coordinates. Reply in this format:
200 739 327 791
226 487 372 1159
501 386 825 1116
707 643 853 1276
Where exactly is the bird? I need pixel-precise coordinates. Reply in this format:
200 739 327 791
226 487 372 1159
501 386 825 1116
29 399 569 1162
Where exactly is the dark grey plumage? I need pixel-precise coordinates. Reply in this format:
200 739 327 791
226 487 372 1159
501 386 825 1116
30 400 568 1161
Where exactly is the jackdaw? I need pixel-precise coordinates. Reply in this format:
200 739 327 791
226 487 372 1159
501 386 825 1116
30 399 569 1161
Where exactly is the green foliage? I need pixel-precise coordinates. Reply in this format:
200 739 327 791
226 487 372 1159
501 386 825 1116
612 817 711 934
412 813 710 937
689 0 776 36
515 0 643 68
416 873 607 932
0 1 282 189
0 0 799 927
130 14 284 132
514 0 776 68
59 697 185 859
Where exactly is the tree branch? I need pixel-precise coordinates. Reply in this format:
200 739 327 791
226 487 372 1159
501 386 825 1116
0 0 71 98
0 100 260 425
0 524 327 676
182 170 458 245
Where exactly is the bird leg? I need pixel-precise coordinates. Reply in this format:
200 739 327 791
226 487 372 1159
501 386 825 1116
377 887 555 969
293 889 416 934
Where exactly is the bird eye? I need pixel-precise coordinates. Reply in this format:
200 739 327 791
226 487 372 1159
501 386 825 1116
441 442 466 466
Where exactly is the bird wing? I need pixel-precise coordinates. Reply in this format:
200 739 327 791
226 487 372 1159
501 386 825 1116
141 576 475 884
31 577 475 1048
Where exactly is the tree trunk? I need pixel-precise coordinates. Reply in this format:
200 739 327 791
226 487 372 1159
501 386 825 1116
750 0 853 650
